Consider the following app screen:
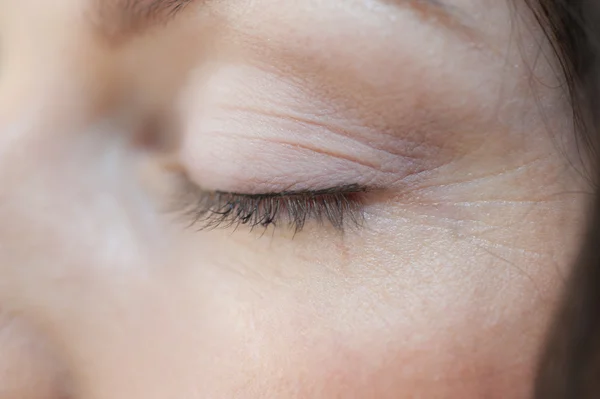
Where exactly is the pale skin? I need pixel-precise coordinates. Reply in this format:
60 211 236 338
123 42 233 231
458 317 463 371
0 1 589 398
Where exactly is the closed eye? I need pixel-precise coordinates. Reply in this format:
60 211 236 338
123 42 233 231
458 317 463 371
177 182 370 234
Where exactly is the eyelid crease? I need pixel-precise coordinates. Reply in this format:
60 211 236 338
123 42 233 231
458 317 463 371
211 105 386 170
215 184 370 199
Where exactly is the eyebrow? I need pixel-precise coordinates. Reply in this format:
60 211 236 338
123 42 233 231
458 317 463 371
96 0 472 44
94 0 195 42
124 0 194 20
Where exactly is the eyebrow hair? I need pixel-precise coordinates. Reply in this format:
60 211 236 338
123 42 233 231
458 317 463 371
124 0 193 20
94 0 196 42
96 0 473 45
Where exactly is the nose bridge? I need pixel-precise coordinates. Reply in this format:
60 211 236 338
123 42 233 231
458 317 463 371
0 5 204 397
0 0 209 318
0 8 111 396
0 9 122 169
0 6 124 308
0 61 113 211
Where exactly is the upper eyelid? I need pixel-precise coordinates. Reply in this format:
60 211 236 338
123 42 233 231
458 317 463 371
214 184 370 199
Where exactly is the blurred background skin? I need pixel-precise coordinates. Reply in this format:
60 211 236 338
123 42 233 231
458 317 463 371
0 1 589 398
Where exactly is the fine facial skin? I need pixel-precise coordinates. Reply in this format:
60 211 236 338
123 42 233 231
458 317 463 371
0 1 589 398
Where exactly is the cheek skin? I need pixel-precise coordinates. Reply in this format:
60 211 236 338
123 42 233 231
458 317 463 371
293 339 531 398
193 275 537 399
223 279 539 398
23 219 545 399
151 231 547 398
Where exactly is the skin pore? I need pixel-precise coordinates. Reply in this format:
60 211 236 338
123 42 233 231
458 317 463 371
0 0 589 398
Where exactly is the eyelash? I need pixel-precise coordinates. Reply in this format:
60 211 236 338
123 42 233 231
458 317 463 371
178 184 368 233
